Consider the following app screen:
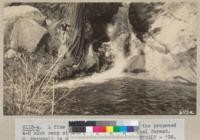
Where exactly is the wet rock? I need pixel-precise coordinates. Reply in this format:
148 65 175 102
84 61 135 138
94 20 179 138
10 18 48 53
86 3 121 51
98 42 114 71
55 66 75 80
52 55 77 80
125 50 146 73
128 3 164 42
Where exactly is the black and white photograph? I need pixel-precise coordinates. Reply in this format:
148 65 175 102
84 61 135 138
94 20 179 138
3 2 197 115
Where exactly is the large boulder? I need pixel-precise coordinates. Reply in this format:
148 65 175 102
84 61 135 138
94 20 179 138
125 50 145 73
10 18 48 53
4 5 46 49
4 5 45 24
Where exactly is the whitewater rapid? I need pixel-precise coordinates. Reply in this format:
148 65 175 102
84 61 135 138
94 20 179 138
54 39 129 89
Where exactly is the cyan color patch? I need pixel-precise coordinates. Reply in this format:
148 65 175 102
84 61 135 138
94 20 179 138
119 126 127 132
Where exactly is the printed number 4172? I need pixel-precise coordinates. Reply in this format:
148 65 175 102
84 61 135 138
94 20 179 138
179 110 195 115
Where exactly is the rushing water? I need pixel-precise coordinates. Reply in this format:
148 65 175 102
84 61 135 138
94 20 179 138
54 77 196 115
53 27 196 115
53 31 196 115
53 5 196 115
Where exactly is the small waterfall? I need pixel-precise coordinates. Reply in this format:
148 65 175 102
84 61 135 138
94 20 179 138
108 39 128 74
55 40 128 88
105 3 132 74
55 4 134 88
56 4 148 88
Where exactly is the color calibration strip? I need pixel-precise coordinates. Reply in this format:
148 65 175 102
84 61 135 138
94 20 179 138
68 121 139 133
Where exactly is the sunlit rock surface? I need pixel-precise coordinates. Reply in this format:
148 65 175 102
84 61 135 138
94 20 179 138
144 2 197 83
10 19 48 53
4 5 46 49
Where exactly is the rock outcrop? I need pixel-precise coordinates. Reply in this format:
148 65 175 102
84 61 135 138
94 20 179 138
125 50 145 73
4 5 46 49
4 3 197 83
151 3 196 82
10 18 48 53
129 2 197 82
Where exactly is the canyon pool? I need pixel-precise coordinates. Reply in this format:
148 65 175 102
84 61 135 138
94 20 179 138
53 77 196 115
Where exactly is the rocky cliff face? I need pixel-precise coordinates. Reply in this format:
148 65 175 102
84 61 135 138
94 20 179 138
143 2 197 82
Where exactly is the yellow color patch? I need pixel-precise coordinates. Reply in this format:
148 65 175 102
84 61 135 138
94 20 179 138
106 126 113 132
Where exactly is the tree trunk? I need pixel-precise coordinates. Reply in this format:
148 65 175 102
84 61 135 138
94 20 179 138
62 3 88 66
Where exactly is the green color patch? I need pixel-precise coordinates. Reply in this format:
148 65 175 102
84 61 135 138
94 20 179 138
113 126 120 132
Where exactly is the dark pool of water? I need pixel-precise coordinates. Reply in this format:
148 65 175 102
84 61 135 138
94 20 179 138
54 78 196 115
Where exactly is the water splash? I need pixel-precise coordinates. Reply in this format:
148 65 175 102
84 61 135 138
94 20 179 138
54 2 197 89
55 39 128 89
55 5 131 89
